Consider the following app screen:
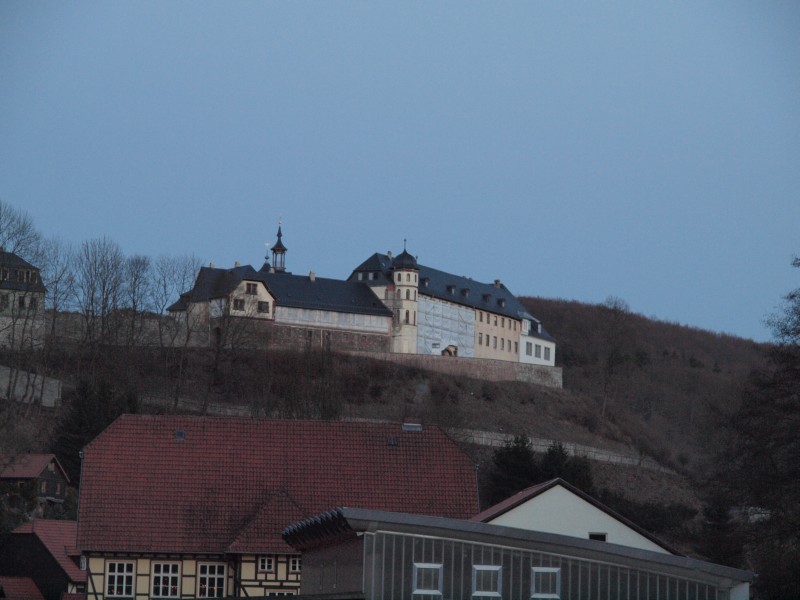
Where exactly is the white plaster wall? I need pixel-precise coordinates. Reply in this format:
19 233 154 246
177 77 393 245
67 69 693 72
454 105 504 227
417 296 475 356
519 335 556 367
485 486 670 554
276 307 391 334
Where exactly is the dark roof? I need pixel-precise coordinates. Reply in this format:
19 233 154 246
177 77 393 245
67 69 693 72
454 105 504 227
168 265 392 317
283 507 753 585
0 454 69 483
350 253 555 341
11 520 85 583
391 250 418 270
77 416 479 555
0 251 46 294
471 478 679 555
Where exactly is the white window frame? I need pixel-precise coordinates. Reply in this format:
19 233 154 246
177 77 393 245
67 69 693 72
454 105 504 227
413 563 443 596
151 562 181 598
197 562 226 598
544 347 551 361
289 556 301 573
105 561 135 598
259 555 275 573
531 567 561 599
472 565 502 597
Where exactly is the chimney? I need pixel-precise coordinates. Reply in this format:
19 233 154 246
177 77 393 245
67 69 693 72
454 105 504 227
309 271 316 282
387 250 393 259
209 262 215 268
494 279 501 288
234 261 240 267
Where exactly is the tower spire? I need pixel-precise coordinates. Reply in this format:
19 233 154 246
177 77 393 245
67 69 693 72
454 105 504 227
270 221 287 273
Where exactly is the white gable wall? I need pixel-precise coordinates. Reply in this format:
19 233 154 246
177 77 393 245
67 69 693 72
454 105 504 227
484 485 670 554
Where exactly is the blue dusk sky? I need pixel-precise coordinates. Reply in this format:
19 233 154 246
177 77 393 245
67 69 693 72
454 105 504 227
1 2 799 342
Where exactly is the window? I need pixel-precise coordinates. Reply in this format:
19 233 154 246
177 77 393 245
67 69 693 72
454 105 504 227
198 563 225 598
258 556 275 572
494 317 498 326
29 296 38 310
472 565 502 597
589 533 607 542
405 310 410 324
406 289 410 300
357 272 363 280
0 294 7 310
478 333 483 345
40 481 47 494
531 567 560 599
233 298 245 311
535 344 542 358
479 312 483 323
413 563 442 596
406 273 410 282
501 339 505 351
56 482 62 495
501 318 505 328
106 561 134 597
246 283 258 295
289 557 301 573
544 347 551 361
515 342 518 354
18 296 25 309
526 342 533 356
493 336 497 349
257 301 270 314
152 562 180 598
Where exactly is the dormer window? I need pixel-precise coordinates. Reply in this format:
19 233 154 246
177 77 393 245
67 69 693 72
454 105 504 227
482 293 491 302
497 298 506 308
447 285 455 294
422 278 430 287
461 288 470 297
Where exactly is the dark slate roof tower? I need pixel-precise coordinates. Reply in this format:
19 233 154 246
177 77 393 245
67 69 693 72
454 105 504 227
270 224 287 273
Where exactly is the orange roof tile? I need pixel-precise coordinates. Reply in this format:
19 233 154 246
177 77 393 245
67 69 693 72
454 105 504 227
0 576 45 600
78 416 478 555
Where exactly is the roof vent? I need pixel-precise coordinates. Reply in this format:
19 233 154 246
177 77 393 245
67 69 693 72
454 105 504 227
402 421 423 433
175 429 186 442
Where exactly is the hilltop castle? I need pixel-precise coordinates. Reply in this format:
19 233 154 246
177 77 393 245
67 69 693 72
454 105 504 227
168 227 557 376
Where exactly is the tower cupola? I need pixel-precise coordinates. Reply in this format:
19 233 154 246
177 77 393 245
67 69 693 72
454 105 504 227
271 224 287 273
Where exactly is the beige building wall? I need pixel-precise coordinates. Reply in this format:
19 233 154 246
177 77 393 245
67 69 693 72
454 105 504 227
473 309 520 362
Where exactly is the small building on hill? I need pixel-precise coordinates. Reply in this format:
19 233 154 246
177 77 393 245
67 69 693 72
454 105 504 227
283 507 752 600
0 454 70 506
76 415 478 599
0 249 46 350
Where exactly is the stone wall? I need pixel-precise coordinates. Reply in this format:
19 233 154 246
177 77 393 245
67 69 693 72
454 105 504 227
349 351 562 389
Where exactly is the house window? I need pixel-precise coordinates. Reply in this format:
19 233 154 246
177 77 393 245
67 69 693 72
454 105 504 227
257 301 270 314
412 563 442 596
152 562 180 598
479 312 483 323
589 533 607 542
493 336 497 349
535 344 542 358
40 481 47 494
406 289 410 300
18 296 25 309
233 299 245 311
258 556 275 572
106 561 134 597
544 347 551 361
406 273 410 282
515 342 518 354
56 483 62 495
501 338 505 351
357 272 363 280
289 557 301 573
29 296 38 310
478 333 483 345
472 565 502 597
526 342 533 356
198 563 225 598
501 318 505 328
531 567 560 599
405 310 410 324
494 316 497 326
246 283 258 295
0 294 7 311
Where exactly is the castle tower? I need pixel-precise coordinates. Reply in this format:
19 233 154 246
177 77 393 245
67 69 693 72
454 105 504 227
270 224 287 273
390 242 419 354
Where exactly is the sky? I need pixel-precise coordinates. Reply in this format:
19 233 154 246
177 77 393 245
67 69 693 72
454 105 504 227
1 2 799 342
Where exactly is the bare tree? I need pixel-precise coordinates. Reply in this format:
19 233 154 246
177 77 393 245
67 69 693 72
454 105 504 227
35 237 77 340
74 237 125 345
124 254 152 347
0 200 42 258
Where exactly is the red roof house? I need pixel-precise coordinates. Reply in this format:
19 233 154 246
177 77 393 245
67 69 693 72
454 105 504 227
77 415 478 598
0 520 85 600
0 454 70 504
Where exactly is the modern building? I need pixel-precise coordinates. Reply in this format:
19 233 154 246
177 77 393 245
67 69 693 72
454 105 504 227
283 507 753 600
0 249 46 350
76 415 478 599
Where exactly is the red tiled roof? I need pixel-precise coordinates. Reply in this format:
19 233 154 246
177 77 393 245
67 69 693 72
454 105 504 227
11 520 85 583
78 416 478 555
0 454 68 482
0 576 45 600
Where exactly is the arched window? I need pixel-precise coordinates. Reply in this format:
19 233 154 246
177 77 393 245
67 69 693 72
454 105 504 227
405 310 410 324
414 290 417 300
406 273 410 282
396 289 401 299
406 289 410 300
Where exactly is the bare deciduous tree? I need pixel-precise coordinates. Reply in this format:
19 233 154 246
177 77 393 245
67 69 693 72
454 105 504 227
74 237 125 345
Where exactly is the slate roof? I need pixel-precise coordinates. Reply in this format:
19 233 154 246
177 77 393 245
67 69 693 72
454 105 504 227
167 265 391 317
77 416 478 555
0 454 68 483
350 252 555 342
471 478 679 555
11 520 85 583
0 251 46 294
0 576 45 600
